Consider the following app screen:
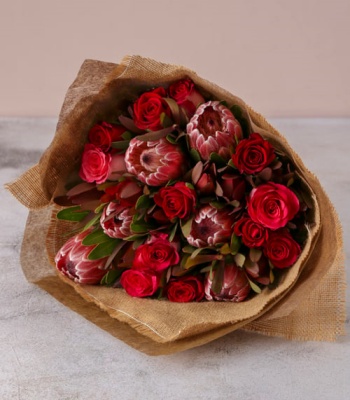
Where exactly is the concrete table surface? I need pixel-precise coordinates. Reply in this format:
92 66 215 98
0 118 349 400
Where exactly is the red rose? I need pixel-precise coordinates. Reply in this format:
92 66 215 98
264 230 301 268
231 133 276 174
234 216 268 248
88 122 126 151
168 79 205 118
132 233 180 272
120 269 159 297
133 87 171 131
55 229 108 285
79 144 112 184
154 182 196 220
165 276 204 302
248 183 299 230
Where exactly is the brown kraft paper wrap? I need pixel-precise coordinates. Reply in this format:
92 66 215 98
6 56 346 355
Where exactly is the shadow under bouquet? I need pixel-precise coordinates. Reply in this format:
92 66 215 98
7 56 345 355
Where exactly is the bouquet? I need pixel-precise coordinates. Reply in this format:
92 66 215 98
7 56 345 355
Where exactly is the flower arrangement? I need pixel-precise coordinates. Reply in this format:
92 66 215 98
54 78 311 303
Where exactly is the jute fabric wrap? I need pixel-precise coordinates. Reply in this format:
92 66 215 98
7 56 346 355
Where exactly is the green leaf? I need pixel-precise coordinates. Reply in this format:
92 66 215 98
166 134 177 144
87 238 121 260
211 262 224 295
220 243 231 255
230 233 241 255
209 153 226 167
234 253 245 267
247 277 262 294
184 254 222 269
228 159 237 169
135 125 176 142
230 105 243 119
135 194 152 210
100 269 122 286
169 222 178 242
180 218 193 238
82 212 102 231
82 229 112 246
190 148 201 162
121 130 133 140
56 206 90 222
130 222 150 233
111 140 130 150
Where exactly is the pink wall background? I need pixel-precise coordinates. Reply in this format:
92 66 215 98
1 0 349 117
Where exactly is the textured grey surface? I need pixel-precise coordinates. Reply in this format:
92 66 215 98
0 118 349 400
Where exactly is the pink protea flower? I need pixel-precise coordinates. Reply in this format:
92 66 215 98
125 137 187 186
187 101 243 161
100 203 133 239
187 205 236 248
55 229 108 284
205 263 251 302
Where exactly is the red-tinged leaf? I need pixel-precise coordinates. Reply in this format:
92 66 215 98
192 161 203 184
258 167 272 181
163 98 182 125
135 125 177 142
66 183 96 197
118 115 143 133
104 240 128 269
244 258 259 278
249 248 262 262
215 181 224 197
272 160 282 170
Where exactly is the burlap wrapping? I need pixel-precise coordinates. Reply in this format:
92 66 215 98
6 56 346 355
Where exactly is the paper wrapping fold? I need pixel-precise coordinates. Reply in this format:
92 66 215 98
7 56 346 355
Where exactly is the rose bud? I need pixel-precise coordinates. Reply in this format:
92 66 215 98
187 205 236 248
195 172 216 196
154 182 196 220
231 133 276 175
168 79 205 118
100 203 133 239
165 276 204 302
132 233 180 273
220 174 246 202
234 216 268 248
88 122 126 151
79 144 112 184
187 101 243 161
133 87 171 131
248 183 300 230
120 269 159 298
125 137 187 186
55 229 108 284
205 262 251 302
100 179 142 207
264 230 301 268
